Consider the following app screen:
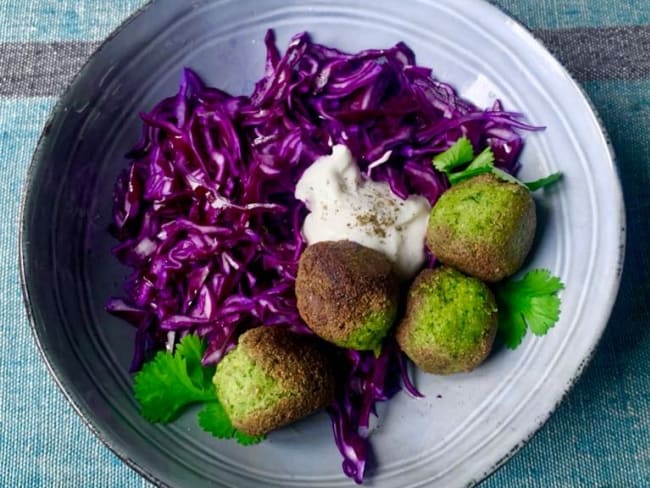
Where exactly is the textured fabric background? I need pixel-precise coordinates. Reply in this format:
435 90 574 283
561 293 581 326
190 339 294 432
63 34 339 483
0 1 648 487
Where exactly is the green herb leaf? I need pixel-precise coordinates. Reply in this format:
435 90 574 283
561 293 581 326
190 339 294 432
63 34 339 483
525 172 563 191
447 166 493 185
175 334 216 390
133 336 216 423
438 138 563 192
468 145 494 170
198 402 265 445
433 136 475 172
197 402 236 439
234 430 266 446
495 269 565 349
491 167 525 187
495 305 528 349
447 146 497 185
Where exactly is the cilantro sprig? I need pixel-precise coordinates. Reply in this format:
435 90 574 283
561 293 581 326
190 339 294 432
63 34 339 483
433 136 475 172
525 172 563 192
433 138 562 190
495 269 565 349
133 334 264 445
198 403 263 445
447 145 495 185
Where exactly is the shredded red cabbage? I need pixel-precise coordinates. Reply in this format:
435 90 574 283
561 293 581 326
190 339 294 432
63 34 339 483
108 30 536 483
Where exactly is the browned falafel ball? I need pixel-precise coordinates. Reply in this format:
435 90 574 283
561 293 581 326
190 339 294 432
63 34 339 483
295 240 399 353
396 267 498 374
426 173 536 282
214 327 335 436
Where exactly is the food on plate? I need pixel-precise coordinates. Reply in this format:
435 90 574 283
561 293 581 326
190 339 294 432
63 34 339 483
295 144 431 279
426 173 536 282
494 269 564 349
107 28 565 484
396 266 498 374
432 136 562 192
295 240 399 353
214 327 335 436
133 332 265 445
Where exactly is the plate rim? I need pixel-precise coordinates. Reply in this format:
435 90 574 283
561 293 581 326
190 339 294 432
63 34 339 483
18 1 169 487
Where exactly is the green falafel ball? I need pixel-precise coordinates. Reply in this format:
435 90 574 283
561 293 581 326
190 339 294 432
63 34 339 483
396 267 497 374
426 173 536 282
295 240 399 353
214 327 335 436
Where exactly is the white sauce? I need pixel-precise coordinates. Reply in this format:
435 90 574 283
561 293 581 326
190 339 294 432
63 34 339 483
295 145 431 279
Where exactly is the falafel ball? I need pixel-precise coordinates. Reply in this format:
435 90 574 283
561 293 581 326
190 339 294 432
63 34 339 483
214 326 335 436
295 240 399 353
396 266 497 374
426 173 536 282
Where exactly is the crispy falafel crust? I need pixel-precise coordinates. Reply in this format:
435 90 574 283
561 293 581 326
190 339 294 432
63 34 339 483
216 327 335 436
396 267 498 374
295 240 399 350
426 174 536 282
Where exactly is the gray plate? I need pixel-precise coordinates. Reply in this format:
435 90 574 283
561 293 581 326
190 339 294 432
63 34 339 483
20 0 624 487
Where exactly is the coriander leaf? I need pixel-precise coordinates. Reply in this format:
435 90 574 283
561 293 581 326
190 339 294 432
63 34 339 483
496 306 528 349
523 294 562 336
507 268 564 296
447 146 495 185
448 166 493 185
198 402 235 439
495 269 565 349
175 334 215 390
133 334 216 423
198 402 265 445
525 172 562 191
468 145 494 170
491 167 525 187
235 430 265 446
433 137 474 172
134 349 216 423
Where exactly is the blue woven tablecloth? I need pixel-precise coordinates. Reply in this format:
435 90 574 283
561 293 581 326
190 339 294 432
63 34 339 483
1 1 648 486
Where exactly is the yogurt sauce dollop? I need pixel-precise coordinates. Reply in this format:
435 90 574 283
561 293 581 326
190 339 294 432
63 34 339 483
295 145 431 279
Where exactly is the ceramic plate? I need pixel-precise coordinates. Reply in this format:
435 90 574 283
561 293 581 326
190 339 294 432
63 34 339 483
20 0 625 486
